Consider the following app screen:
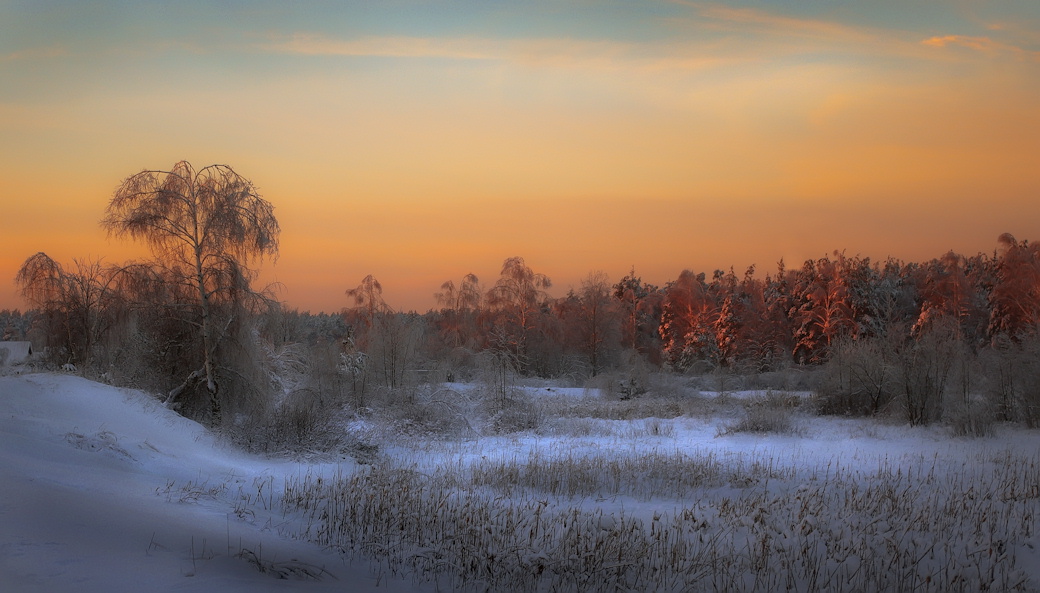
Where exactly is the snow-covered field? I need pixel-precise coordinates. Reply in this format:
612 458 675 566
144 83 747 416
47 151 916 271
2 373 1040 592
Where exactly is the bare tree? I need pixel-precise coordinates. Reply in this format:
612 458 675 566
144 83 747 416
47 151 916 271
575 271 621 375
16 252 123 368
345 274 390 332
102 161 279 412
485 257 551 373
818 333 899 416
898 316 961 425
435 273 481 348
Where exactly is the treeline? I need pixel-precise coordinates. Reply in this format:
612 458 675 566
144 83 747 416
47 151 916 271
15 233 1040 426
325 233 1040 379
8 162 1040 431
319 234 1040 429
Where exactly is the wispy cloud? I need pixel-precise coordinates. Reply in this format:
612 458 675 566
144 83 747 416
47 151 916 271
665 1 944 65
0 45 66 63
921 34 1040 61
669 2 1030 64
255 4 1040 77
262 33 734 73
268 34 499 61
922 35 1001 51
691 3 878 44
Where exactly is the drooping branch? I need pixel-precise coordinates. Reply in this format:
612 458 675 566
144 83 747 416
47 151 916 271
102 161 280 417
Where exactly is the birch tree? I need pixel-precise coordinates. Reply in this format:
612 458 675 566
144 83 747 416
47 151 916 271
485 257 551 373
16 252 123 368
102 161 279 412
435 273 482 348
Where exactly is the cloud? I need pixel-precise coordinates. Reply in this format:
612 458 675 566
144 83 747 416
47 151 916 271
980 19 1040 45
268 34 498 61
922 35 1001 51
662 1 947 66
921 34 1040 61
692 3 877 43
0 45 66 62
267 3 1030 76
261 33 735 73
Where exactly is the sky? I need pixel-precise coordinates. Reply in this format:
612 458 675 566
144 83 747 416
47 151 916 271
2 1 1039 313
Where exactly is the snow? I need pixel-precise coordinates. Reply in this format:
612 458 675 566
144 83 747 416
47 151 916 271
0 374 420 593
3 373 1040 591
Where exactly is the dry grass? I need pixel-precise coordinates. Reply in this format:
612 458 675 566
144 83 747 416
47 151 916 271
717 391 803 436
536 393 718 422
279 447 1039 592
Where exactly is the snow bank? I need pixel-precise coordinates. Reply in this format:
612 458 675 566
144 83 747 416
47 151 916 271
0 374 420 593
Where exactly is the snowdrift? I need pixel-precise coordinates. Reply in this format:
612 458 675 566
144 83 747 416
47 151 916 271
0 374 412 593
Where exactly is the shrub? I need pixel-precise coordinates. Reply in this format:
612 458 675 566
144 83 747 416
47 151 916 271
896 320 962 426
477 390 542 435
718 392 799 435
816 335 897 417
945 396 995 438
379 386 478 439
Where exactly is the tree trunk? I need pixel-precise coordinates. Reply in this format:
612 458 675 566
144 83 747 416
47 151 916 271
165 367 205 408
193 244 220 421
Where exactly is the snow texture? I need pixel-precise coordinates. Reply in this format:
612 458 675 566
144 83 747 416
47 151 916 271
0 374 420 593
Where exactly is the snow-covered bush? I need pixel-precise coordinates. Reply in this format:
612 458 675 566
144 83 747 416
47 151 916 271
718 391 800 435
376 386 478 439
477 390 542 435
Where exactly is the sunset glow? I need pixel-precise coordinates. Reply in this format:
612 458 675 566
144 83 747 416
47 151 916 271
3 1 1039 313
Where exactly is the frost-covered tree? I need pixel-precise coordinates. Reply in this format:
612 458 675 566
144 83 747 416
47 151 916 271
613 269 662 361
560 271 621 375
913 252 975 337
791 255 856 363
345 274 390 334
988 233 1040 340
0 309 32 342
15 253 123 368
485 257 552 373
102 161 279 416
434 273 482 349
659 270 718 371
714 294 742 367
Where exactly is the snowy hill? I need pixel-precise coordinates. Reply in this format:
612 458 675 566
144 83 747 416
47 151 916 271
0 374 416 593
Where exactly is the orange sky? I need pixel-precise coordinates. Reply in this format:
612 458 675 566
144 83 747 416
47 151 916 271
2 2 1039 313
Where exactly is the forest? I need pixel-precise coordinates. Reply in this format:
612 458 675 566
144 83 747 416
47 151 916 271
4 161 1040 441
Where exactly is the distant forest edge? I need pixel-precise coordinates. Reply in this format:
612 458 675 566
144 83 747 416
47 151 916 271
4 161 1040 431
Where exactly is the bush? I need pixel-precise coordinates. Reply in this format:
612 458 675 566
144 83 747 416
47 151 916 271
477 390 542 435
982 335 1040 427
944 396 995 438
816 335 897 417
225 386 353 457
718 392 799 436
897 320 962 426
378 386 478 439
